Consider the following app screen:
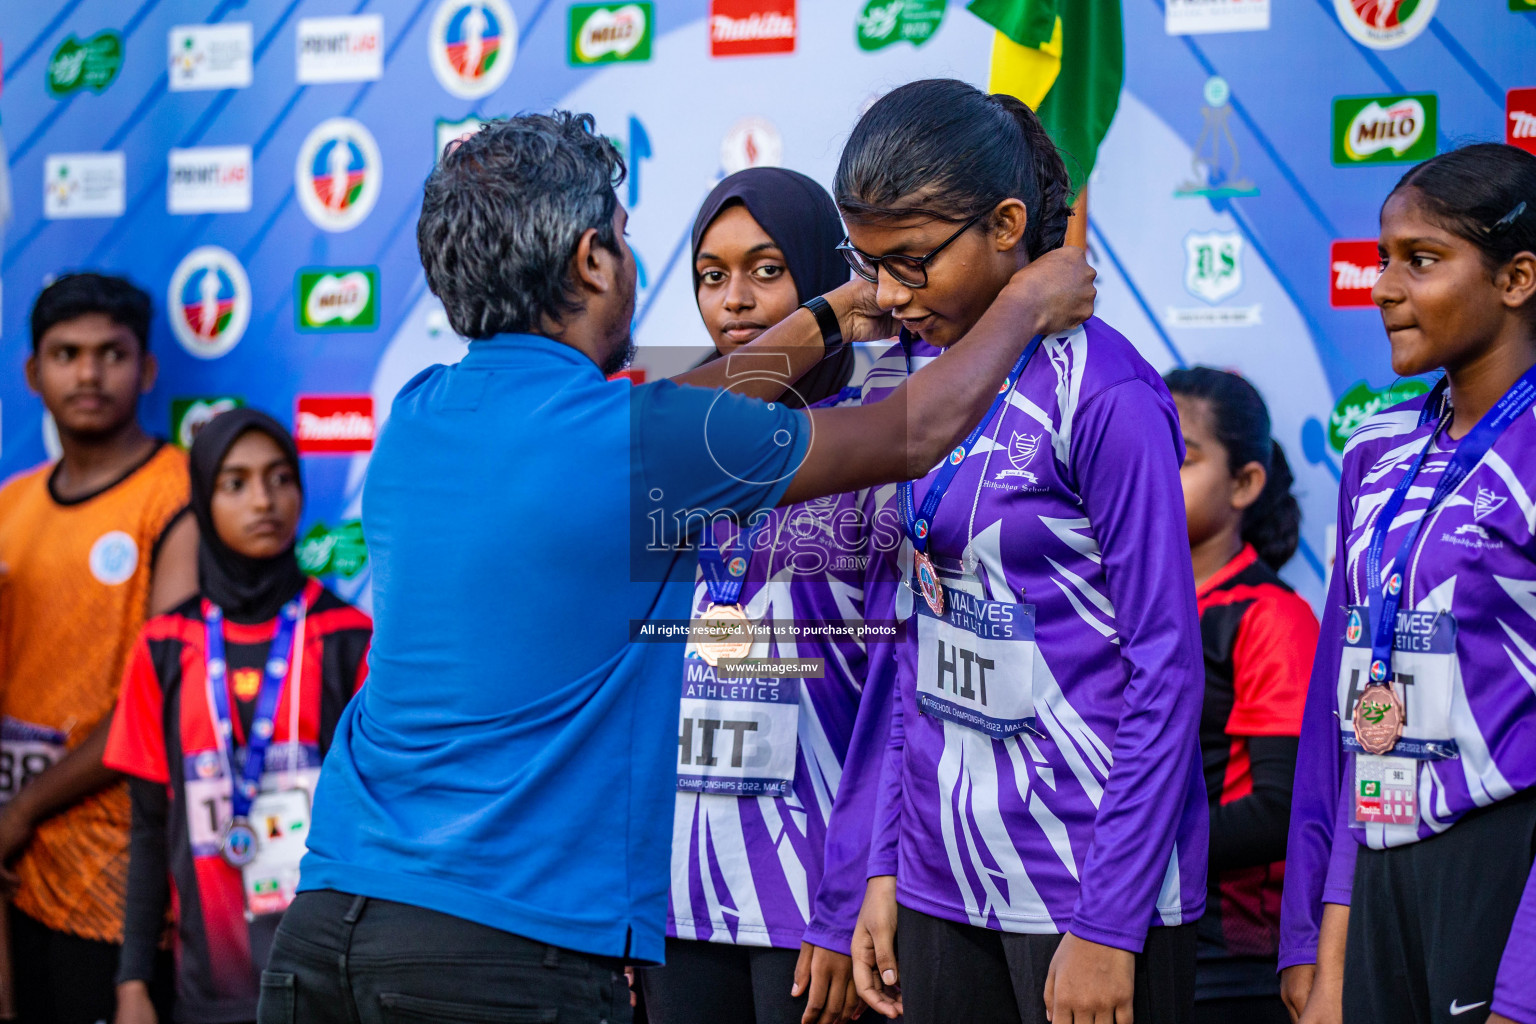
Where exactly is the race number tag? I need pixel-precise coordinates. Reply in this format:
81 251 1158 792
1337 605 1458 760
915 587 1037 738
0 717 67 804
242 788 312 916
1353 754 1417 826
676 657 799 797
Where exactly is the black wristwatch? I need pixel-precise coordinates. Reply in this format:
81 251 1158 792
801 295 846 357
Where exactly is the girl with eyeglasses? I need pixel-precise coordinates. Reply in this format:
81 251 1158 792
1279 143 1536 1024
841 79 1208 1024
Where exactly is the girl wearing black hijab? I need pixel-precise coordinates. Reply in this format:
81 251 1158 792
690 167 855 406
105 409 371 1024
643 170 870 1024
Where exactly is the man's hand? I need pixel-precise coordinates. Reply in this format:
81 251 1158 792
826 279 896 346
851 876 901 1019
0 800 36 892
1297 904 1348 1024
793 942 865 1024
114 981 158 1024
1280 964 1316 1023
1043 932 1135 1023
1004 246 1097 340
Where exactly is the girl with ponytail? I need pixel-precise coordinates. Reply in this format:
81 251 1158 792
843 79 1208 1024
1164 367 1319 1024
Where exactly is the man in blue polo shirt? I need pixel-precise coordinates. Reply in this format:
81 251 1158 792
263 112 1094 1023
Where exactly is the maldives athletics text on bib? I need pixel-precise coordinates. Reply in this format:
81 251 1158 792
677 654 799 797
916 585 1039 738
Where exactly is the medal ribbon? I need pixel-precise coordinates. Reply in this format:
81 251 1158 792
1363 366 1536 685
698 519 768 608
899 332 1044 552
204 597 303 820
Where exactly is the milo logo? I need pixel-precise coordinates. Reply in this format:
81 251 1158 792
46 30 124 98
856 0 947 51
569 3 653 64
297 267 379 331
1327 378 1431 453
1333 93 1437 165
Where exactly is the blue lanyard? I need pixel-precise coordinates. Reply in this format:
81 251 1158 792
1363 367 1536 683
204 598 302 819
898 332 1044 551
699 519 767 607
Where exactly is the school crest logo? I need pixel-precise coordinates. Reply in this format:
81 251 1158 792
429 0 517 99
1334 0 1437 50
89 531 139 586
168 246 251 359
295 118 382 232
995 432 1042 484
1474 486 1508 521
1346 608 1363 644
1184 231 1244 304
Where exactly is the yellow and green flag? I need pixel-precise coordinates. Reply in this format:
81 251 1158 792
969 0 1124 197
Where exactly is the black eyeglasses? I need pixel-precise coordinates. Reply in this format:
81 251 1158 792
837 213 984 289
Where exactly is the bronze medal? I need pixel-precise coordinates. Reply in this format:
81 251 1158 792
697 603 753 667
913 550 945 617
1353 683 1405 755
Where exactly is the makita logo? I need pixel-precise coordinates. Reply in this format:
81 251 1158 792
711 12 794 40
1509 89 1536 155
296 397 375 453
1330 240 1380 307
710 0 795 55
299 411 372 440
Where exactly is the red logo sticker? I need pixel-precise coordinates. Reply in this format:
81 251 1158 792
1509 88 1536 155
1330 240 1380 308
296 395 375 454
710 0 795 56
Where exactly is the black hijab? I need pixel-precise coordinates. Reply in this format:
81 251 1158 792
189 408 307 624
690 167 854 407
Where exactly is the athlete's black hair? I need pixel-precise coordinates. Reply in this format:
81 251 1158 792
1389 143 1536 276
1165 367 1301 572
834 78 1072 260
30 272 152 355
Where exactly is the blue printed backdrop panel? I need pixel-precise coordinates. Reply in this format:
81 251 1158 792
1 0 1531 608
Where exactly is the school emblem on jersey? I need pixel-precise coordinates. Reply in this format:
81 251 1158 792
232 667 263 701
1184 231 1244 304
1346 608 1363 644
168 246 251 359
1334 0 1437 50
89 531 139 586
429 0 517 99
295 118 382 232
1474 486 1507 521
995 432 1042 485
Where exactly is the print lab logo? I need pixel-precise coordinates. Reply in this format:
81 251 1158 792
1508 89 1536 156
429 0 517 99
711 0 796 57
43 152 126 219
1166 0 1271 36
295 118 382 232
569 4 653 65
169 23 254 91
1334 0 1438 50
1333 94 1437 166
297 267 379 331
167 146 252 214
296 15 384 83
1330 240 1381 307
168 246 251 360
296 397 376 455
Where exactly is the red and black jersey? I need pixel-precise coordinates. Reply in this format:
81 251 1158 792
1194 545 1318 1001
105 579 369 1024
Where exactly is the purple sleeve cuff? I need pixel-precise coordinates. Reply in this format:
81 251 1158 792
800 922 853 957
1493 859 1536 1023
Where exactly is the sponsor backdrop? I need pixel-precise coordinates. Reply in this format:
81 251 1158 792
0 0 1532 606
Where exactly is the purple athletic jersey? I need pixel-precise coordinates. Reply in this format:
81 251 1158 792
1283 396 1536 1016
668 390 870 950
864 319 1209 953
